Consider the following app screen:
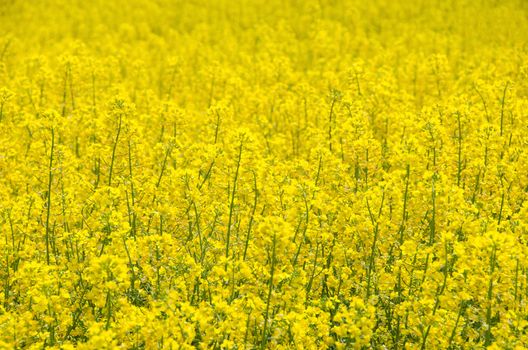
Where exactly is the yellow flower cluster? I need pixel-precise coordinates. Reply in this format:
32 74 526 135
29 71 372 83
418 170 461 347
1 0 528 348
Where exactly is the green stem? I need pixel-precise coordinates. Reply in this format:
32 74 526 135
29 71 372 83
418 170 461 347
225 141 243 269
45 127 55 265
260 234 277 350
108 114 122 187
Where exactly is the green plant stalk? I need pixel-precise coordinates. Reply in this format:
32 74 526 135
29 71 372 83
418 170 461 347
45 127 55 265
108 114 123 187
260 234 277 349
225 141 243 269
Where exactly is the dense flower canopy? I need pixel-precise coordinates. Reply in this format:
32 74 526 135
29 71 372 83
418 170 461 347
0 0 528 348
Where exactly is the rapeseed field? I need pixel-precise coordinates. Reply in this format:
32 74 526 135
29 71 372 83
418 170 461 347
1 0 528 348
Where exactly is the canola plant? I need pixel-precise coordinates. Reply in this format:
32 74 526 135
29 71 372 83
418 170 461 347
0 0 528 348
